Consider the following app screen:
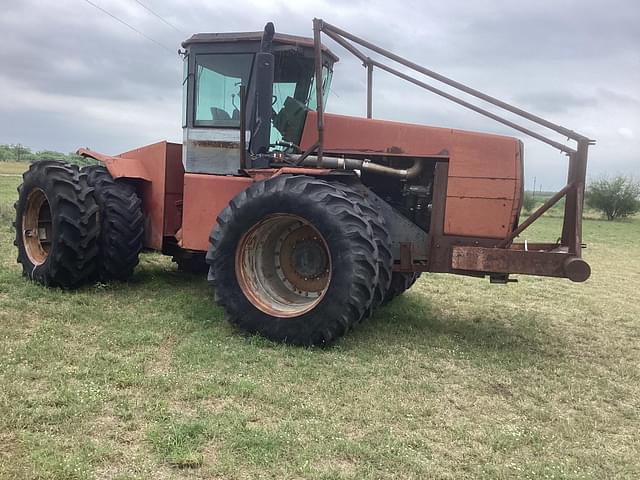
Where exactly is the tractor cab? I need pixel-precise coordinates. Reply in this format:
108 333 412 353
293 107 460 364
181 27 337 175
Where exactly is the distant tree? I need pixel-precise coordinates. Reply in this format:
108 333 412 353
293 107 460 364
0 145 13 161
586 175 640 220
35 150 66 161
0 144 97 166
11 144 31 162
522 192 536 213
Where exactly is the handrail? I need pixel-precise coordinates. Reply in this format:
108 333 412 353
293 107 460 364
368 59 576 154
318 19 594 145
310 18 594 257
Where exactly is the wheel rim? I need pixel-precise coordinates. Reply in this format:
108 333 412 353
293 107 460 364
235 214 332 318
22 188 52 266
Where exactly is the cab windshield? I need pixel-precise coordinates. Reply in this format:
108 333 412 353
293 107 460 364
271 51 332 146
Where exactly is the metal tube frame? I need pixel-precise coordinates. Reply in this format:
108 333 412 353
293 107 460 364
310 18 595 256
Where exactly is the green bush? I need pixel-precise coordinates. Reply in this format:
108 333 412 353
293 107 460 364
522 192 537 213
586 175 640 220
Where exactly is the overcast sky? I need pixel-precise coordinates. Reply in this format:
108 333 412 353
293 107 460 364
1 0 638 189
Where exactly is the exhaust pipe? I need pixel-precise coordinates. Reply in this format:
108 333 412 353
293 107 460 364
292 155 423 180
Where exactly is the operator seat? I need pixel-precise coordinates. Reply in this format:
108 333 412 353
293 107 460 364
210 107 231 121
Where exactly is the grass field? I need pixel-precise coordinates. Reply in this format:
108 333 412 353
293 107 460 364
0 161 33 175
1 163 639 479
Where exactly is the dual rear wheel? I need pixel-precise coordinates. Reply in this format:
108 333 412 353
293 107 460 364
14 161 143 287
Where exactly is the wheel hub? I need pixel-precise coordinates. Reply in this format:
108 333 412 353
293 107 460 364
276 226 329 298
235 214 332 318
292 240 328 278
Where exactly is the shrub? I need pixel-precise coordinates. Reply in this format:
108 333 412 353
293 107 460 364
586 175 640 220
522 192 536 213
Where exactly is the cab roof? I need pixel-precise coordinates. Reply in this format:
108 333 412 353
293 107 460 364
182 31 339 62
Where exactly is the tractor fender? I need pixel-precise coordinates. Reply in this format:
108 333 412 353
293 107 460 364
76 147 152 182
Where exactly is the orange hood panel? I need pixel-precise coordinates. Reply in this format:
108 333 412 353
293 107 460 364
300 112 523 239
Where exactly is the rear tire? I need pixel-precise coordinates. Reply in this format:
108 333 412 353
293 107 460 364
207 175 377 346
14 161 99 288
382 272 422 304
84 165 144 281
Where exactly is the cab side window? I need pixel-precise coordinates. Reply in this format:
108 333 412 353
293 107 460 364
194 53 253 127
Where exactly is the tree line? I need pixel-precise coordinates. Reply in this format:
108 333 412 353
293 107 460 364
0 143 94 166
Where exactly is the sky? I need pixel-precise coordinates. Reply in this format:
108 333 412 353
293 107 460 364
0 0 638 190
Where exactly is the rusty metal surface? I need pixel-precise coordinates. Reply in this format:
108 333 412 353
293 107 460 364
301 112 522 239
77 147 152 181
295 154 426 180
561 140 590 256
181 173 254 251
244 167 333 181
22 188 50 266
300 112 521 178
190 140 241 149
182 31 339 62
451 246 591 282
278 224 330 293
509 243 565 252
563 256 591 282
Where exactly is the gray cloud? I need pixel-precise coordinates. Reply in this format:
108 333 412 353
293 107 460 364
515 91 599 114
0 0 638 189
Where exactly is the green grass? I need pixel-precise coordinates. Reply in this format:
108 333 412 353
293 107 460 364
1 164 639 479
523 190 610 220
0 161 28 175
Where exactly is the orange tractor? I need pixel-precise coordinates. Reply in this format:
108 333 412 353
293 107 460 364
14 20 593 345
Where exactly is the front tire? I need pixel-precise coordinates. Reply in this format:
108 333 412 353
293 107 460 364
14 161 99 288
207 175 378 346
